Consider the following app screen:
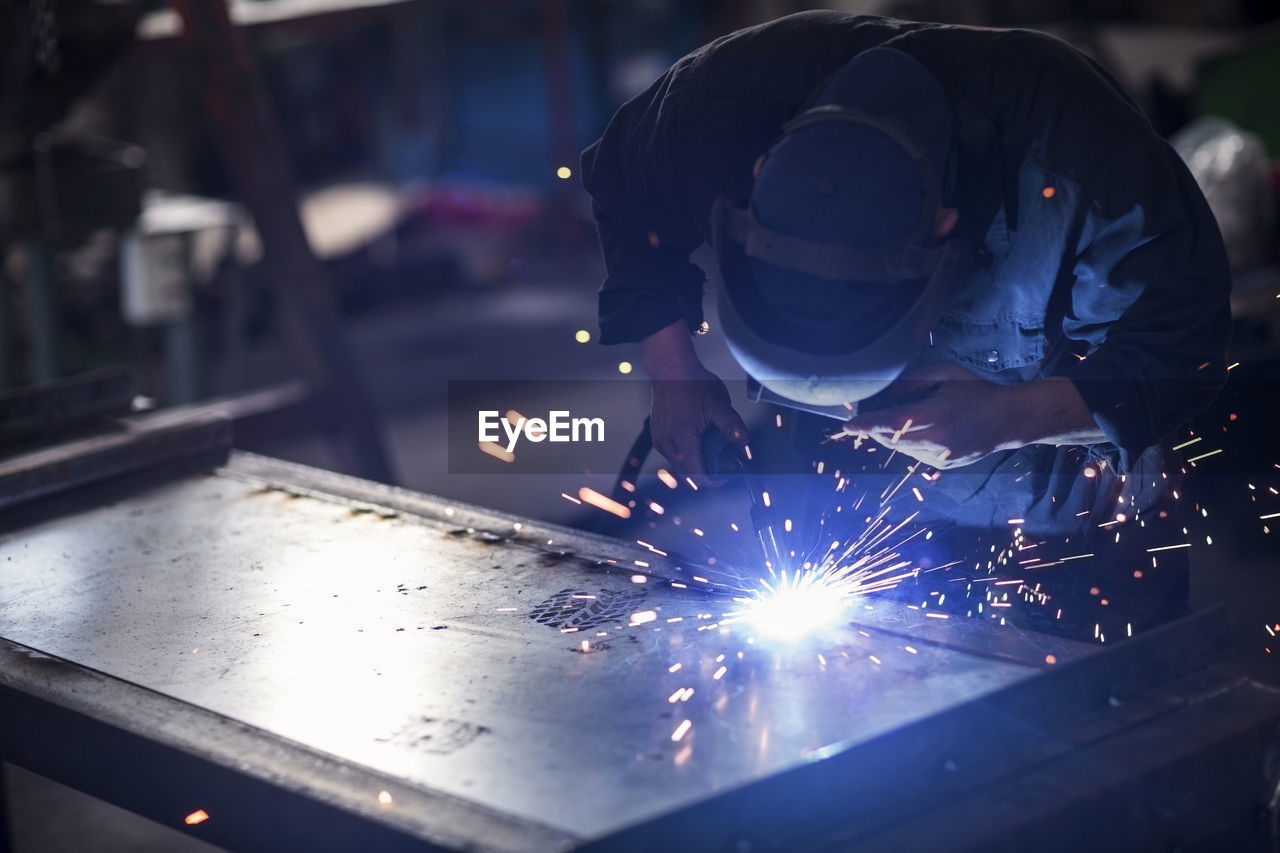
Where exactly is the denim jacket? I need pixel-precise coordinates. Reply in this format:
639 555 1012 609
581 11 1232 472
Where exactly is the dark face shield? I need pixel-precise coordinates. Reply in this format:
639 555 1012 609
711 193 974 409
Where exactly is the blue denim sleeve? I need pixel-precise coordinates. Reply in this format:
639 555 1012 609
1056 135 1232 471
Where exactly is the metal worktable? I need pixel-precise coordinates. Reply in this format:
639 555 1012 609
1 422 1278 852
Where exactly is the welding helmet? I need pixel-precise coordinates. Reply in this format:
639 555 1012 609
712 48 974 409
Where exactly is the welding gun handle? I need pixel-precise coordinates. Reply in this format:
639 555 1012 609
700 428 746 479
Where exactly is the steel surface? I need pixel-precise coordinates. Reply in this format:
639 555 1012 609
2 452 1223 850
0 407 230 510
0 455 1064 839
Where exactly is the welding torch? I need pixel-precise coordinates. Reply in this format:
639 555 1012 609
701 376 946 573
701 430 786 573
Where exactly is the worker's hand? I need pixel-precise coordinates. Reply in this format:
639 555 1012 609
649 367 749 487
841 361 1025 470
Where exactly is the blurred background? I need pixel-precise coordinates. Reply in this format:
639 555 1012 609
3 1 1280 849
2 0 1279 517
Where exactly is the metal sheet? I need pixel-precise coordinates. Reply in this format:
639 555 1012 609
0 637 576 853
0 454 1084 843
0 366 133 443
0 407 230 510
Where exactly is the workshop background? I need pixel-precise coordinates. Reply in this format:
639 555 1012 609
2 0 1279 849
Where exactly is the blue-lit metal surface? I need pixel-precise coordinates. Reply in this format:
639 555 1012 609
0 452 1194 850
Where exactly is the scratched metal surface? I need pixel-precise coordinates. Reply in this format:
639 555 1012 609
0 459 1072 841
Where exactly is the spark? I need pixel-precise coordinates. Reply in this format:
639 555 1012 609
617 361 633 374
1146 543 1192 553
377 790 393 805
657 469 679 489
880 461 923 503
573 329 591 343
1171 437 1201 451
727 510 923 640
636 540 668 556
671 720 692 742
184 810 210 825
1186 448 1222 464
477 441 514 463
578 487 631 518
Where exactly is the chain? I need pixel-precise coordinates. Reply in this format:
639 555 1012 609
30 0 61 76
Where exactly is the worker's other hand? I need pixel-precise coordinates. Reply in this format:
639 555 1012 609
841 361 1025 470
649 367 749 487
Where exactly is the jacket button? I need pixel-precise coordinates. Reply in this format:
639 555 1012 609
986 349 1000 364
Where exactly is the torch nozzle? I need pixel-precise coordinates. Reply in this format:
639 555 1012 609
701 429 786 572
750 501 785 572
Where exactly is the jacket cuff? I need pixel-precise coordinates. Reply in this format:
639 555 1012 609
597 271 706 345
1057 357 1153 474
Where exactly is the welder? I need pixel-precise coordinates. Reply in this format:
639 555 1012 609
580 12 1231 640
